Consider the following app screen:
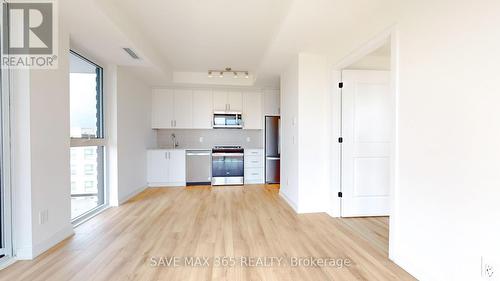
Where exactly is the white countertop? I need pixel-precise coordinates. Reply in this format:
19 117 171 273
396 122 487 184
148 147 263 151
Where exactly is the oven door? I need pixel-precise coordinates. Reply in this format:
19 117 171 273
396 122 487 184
212 153 244 185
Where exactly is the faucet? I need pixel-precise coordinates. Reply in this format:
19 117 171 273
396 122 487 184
171 133 179 149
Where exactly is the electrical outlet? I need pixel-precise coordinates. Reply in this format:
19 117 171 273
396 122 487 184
246 137 251 142
199 137 204 143
39 209 48 225
482 256 497 280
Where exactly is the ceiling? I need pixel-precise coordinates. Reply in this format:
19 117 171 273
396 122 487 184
63 0 398 88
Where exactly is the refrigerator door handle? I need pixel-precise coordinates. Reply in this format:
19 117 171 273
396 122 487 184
277 119 280 155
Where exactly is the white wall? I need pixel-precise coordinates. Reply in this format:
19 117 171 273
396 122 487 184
279 56 299 210
280 53 331 213
11 20 74 259
115 66 155 204
392 1 500 280
297 53 331 213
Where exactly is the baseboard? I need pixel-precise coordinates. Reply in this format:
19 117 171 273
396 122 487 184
148 182 186 187
16 224 75 260
391 249 435 281
279 191 299 213
119 186 147 205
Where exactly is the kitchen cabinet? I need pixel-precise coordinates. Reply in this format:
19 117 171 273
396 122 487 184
173 89 193 128
147 149 186 187
263 90 280 116
213 90 242 112
213 91 227 111
244 149 264 184
243 92 262 129
226 91 243 111
192 90 213 129
152 89 174 128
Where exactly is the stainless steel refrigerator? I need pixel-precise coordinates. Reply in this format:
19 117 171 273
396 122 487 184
265 116 280 183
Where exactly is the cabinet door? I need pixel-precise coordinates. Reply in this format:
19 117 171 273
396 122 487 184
213 91 227 111
167 150 186 183
243 92 262 129
152 89 174 128
173 89 193 128
227 91 242 111
193 90 213 129
147 150 169 183
263 90 280 116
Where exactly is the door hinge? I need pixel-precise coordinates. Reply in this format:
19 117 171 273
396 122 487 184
338 137 343 143
338 82 344 89
338 192 343 198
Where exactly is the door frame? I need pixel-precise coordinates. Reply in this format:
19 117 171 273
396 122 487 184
330 26 399 260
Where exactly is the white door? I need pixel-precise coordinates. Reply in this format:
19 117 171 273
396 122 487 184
147 150 169 183
152 89 174 128
226 91 242 111
167 150 186 184
341 70 392 217
173 89 193 128
243 92 262 129
213 91 227 111
192 90 213 129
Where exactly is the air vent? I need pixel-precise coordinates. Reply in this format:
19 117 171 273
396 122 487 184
123 48 140 59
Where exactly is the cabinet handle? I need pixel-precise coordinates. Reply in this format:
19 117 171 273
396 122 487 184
165 152 168 159
174 120 176 127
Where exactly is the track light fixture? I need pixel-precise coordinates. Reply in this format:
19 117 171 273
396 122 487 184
208 67 250 79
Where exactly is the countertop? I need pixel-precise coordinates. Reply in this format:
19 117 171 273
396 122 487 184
148 147 263 151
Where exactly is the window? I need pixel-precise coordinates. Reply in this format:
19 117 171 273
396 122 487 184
84 164 94 175
84 147 95 159
70 51 106 221
84 181 95 191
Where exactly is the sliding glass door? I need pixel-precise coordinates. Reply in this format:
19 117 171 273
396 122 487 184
69 51 106 222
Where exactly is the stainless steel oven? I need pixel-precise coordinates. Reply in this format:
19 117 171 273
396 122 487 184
213 112 243 129
211 146 244 185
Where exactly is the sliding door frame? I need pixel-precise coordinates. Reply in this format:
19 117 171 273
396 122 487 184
0 0 13 260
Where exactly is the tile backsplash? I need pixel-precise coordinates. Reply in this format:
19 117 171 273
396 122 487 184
156 129 263 149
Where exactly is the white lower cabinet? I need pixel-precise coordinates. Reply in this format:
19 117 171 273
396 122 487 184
244 149 264 184
147 149 186 187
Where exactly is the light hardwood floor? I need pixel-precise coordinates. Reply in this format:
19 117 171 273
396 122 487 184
0 185 415 281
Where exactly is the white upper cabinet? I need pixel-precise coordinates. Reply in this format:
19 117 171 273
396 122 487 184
151 88 268 130
212 91 242 112
213 90 227 111
192 90 213 129
152 89 174 129
226 91 243 111
173 89 193 128
263 90 280 116
243 92 262 130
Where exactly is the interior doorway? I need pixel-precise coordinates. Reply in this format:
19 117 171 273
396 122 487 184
340 39 392 217
332 29 398 228
333 29 398 259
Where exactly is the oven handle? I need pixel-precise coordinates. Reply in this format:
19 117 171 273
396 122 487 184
212 153 244 157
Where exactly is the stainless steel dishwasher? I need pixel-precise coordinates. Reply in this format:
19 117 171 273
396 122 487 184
186 150 212 186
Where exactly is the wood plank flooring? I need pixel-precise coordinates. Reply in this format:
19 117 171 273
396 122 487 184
0 185 415 281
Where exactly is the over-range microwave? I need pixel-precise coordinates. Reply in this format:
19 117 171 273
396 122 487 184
213 111 243 129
